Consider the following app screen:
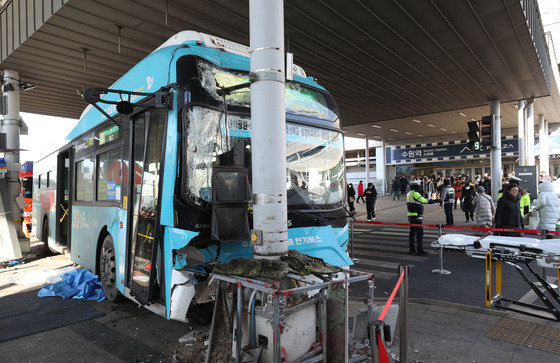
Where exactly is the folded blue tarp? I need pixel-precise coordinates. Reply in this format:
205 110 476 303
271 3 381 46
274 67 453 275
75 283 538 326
38 269 106 302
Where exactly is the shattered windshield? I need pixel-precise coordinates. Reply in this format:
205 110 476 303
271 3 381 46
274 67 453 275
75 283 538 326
197 61 339 122
184 106 344 209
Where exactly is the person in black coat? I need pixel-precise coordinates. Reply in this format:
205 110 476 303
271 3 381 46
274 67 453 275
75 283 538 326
461 183 476 222
347 183 356 212
365 183 378 221
495 183 524 237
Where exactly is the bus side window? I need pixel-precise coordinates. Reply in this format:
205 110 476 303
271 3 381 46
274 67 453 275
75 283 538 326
75 158 95 202
47 172 50 188
38 174 42 189
97 148 122 201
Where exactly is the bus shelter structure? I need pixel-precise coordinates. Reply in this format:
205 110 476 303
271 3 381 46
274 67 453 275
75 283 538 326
0 0 556 255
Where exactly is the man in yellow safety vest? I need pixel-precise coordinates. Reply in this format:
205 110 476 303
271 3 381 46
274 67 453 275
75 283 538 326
407 180 441 255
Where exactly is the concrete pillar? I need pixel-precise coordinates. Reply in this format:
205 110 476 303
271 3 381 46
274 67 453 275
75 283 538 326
365 137 369 186
249 0 287 259
525 102 535 166
490 100 501 202
539 115 549 177
518 100 525 166
1 70 22 236
375 140 386 194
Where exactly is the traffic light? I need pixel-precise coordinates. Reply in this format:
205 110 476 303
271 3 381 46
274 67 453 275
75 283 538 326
467 121 480 151
480 115 493 147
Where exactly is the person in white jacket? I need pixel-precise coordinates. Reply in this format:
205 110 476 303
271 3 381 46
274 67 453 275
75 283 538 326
533 181 560 237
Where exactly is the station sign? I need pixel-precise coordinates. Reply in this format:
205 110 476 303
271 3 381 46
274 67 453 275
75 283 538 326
386 138 519 164
0 158 6 174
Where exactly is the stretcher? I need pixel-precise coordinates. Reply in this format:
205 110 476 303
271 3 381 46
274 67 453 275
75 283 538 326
432 234 560 321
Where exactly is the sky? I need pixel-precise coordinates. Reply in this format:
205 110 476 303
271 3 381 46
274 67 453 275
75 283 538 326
11 0 560 160
19 112 77 162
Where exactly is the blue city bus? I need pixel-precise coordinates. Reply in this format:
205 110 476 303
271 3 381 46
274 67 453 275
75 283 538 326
32 31 351 321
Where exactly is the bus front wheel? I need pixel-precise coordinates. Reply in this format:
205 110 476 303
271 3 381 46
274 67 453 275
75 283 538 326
99 235 122 302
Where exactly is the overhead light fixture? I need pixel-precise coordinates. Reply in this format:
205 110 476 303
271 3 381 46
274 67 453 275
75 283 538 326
418 134 424 137
451 130 457 133
356 132 365 136
388 137 394 141
459 112 466 117
341 130 347 133
427 123 435 127
440 128 447 131
404 131 412 135
390 128 398 132
412 119 421 123
470 117 476 121
514 104 518 109
372 124 382 128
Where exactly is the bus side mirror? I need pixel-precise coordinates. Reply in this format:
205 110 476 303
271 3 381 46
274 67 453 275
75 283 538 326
116 101 135 115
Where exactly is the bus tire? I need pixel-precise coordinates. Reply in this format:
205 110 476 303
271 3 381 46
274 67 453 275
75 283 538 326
99 235 122 302
41 219 53 256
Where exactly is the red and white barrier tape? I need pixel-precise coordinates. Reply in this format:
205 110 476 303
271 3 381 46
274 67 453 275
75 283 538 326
354 220 560 235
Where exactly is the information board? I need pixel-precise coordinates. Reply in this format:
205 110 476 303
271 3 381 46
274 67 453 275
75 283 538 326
514 165 537 200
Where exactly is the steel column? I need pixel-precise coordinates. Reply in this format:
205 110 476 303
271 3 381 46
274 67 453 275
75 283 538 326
249 0 287 259
490 100 501 202
539 115 549 177
375 140 386 194
525 102 535 166
365 137 369 186
518 100 525 167
1 69 22 238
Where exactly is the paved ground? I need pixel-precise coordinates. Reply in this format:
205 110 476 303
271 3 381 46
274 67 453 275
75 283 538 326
1 196 559 361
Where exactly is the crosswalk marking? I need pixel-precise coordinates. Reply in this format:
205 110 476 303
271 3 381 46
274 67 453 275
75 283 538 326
352 243 410 253
353 258 413 270
353 250 430 262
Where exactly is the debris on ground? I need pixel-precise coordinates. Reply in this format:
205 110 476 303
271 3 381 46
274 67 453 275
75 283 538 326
212 250 340 280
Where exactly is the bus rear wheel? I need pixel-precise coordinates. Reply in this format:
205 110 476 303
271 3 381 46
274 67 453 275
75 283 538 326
99 235 122 302
41 220 52 256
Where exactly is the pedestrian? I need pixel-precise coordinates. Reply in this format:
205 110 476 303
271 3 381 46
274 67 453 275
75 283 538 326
462 183 475 222
406 180 441 255
532 181 560 237
441 179 455 226
473 186 495 233
347 183 356 212
519 188 531 219
399 177 408 196
365 182 378 221
357 180 365 203
392 178 400 200
453 178 463 210
495 183 524 237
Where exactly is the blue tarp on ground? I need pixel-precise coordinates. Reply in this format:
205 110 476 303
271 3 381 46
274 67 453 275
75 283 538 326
38 269 106 302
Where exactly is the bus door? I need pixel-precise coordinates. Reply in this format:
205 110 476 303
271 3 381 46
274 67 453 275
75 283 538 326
129 109 166 305
56 148 71 247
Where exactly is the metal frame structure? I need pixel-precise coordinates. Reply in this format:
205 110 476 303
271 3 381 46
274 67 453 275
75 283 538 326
208 269 373 363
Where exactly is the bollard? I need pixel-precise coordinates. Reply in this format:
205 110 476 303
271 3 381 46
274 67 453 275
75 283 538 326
399 264 409 363
235 284 243 363
344 272 349 363
485 249 492 308
432 224 451 275
350 220 355 262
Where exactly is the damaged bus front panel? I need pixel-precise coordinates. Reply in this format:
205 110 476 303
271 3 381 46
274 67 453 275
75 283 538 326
52 31 351 322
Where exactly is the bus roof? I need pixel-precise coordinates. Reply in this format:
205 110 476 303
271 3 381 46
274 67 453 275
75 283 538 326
67 31 326 141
